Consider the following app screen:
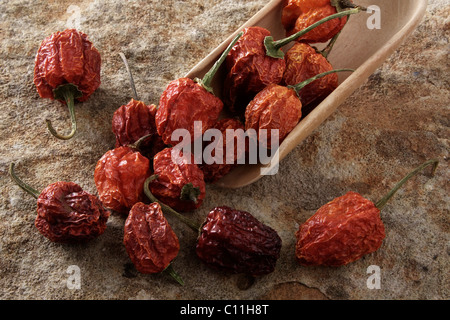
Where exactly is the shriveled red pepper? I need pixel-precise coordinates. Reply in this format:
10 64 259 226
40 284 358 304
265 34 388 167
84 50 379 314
94 146 151 214
245 69 352 148
296 159 439 267
124 202 183 285
282 0 358 43
283 42 339 108
155 32 243 146
33 29 101 140
143 177 282 276
199 118 246 183
112 99 166 159
9 163 109 243
149 147 205 212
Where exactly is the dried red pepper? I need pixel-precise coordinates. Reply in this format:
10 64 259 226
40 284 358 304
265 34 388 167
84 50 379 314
149 147 205 212
282 0 358 43
94 146 151 214
245 69 352 148
283 42 339 108
199 118 246 183
112 99 166 159
9 163 109 243
144 177 282 276
112 53 166 158
296 159 439 267
155 32 243 146
124 202 183 285
33 29 101 140
223 8 362 114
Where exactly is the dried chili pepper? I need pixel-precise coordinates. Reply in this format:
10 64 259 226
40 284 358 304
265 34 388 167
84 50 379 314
223 7 362 114
296 159 439 267
199 118 246 183
283 42 339 109
149 147 205 212
33 29 101 140
123 202 183 285
94 146 151 214
282 0 359 43
155 32 243 146
112 53 166 159
9 163 109 243
112 99 166 159
143 176 282 276
245 69 352 148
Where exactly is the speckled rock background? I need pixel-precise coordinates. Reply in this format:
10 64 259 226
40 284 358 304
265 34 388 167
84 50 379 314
0 0 448 300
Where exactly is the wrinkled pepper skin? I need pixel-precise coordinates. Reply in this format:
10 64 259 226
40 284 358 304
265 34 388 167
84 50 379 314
295 191 386 267
196 206 282 276
112 99 166 158
124 202 180 274
282 0 349 43
223 27 286 114
150 147 206 212
36 182 109 243
199 118 246 183
94 146 151 214
156 78 223 146
245 84 302 148
283 43 338 107
33 29 101 101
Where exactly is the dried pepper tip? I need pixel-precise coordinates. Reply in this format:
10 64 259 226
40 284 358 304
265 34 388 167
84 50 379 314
195 31 244 94
287 68 354 98
265 7 365 59
375 159 439 210
45 83 83 140
9 163 40 199
144 175 201 233
119 52 139 101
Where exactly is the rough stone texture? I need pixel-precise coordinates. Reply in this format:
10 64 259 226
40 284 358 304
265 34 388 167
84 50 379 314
0 0 448 300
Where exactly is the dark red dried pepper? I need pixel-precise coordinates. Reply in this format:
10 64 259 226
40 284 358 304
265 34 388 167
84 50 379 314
282 0 357 43
94 146 151 214
123 201 183 285
155 32 243 146
283 42 339 108
9 163 109 243
296 159 439 267
245 69 352 148
149 147 206 212
143 177 282 276
33 29 101 140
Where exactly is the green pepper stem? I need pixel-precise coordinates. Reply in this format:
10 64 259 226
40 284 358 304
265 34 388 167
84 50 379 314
196 31 243 94
144 175 201 233
46 83 83 140
9 163 40 199
287 68 354 97
119 52 139 101
320 31 341 59
375 159 439 210
265 7 364 58
164 264 185 286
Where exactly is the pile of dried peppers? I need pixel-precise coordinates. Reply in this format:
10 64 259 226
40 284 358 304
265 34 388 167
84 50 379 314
9 0 439 284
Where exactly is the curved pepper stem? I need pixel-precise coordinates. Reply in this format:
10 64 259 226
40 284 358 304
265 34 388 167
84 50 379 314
9 163 40 199
119 52 140 101
265 6 365 59
46 83 83 140
287 68 354 98
195 31 244 94
375 159 439 210
144 175 201 233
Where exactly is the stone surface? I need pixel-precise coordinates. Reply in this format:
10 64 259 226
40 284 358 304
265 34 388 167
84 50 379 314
0 0 448 300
